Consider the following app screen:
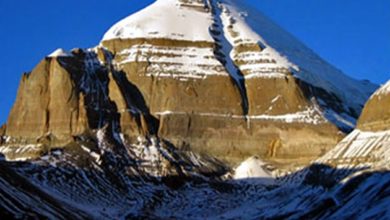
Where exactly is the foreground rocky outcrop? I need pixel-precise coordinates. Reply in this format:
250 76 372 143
1 146 390 219
2 81 390 219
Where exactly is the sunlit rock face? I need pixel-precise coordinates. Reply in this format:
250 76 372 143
318 81 390 168
357 80 390 132
2 0 376 164
1 1 389 219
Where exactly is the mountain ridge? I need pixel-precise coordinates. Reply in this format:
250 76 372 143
0 0 389 219
0 0 378 165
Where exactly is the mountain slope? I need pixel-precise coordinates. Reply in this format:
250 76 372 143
318 80 390 168
102 0 376 128
0 1 389 218
1 0 377 165
97 0 377 163
0 58 388 220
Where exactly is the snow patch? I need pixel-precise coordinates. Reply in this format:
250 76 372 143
117 44 228 78
318 129 390 168
219 3 299 76
81 145 102 164
47 48 73 58
100 0 376 131
0 144 43 161
220 0 376 114
155 107 325 124
234 156 274 184
102 0 214 42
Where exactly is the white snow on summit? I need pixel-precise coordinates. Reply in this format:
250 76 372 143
219 0 377 112
102 0 214 42
47 48 73 58
317 129 390 168
102 0 377 110
101 0 378 130
219 1 299 76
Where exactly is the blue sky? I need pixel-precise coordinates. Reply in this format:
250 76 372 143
0 0 389 124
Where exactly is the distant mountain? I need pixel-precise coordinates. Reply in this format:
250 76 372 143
318 80 390 167
0 0 387 219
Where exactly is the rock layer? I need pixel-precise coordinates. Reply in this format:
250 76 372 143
5 48 155 147
358 81 390 131
318 81 390 168
6 57 87 143
1 0 377 164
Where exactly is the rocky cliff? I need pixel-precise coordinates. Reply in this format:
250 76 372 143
1 0 377 165
318 80 390 168
1 1 390 219
358 80 390 131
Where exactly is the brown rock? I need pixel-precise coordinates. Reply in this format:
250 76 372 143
2 0 375 167
317 82 390 167
6 54 96 144
245 76 309 115
158 113 342 164
2 40 351 166
6 59 52 140
101 36 346 164
357 83 390 131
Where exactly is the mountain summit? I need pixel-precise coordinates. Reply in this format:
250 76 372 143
1 1 389 219
2 0 377 165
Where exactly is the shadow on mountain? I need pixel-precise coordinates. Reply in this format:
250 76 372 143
111 70 160 135
0 153 91 219
1 151 389 219
279 169 390 220
297 78 357 133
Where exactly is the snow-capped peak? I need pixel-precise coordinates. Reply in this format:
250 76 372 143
47 48 73 58
101 0 377 130
220 0 377 110
102 0 214 42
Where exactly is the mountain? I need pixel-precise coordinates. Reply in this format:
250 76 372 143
0 0 376 166
1 0 388 219
318 80 390 167
0 82 389 219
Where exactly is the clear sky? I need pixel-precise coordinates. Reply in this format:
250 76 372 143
0 0 389 124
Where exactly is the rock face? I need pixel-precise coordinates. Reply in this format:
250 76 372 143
6 56 87 143
1 0 377 164
358 80 390 131
5 48 156 149
318 81 390 167
1 1 390 219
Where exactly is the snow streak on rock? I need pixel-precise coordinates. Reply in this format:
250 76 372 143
47 48 73 58
209 0 249 114
318 129 390 168
101 0 377 131
1 1 388 218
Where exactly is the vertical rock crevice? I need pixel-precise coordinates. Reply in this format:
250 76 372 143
110 69 160 137
208 0 249 116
